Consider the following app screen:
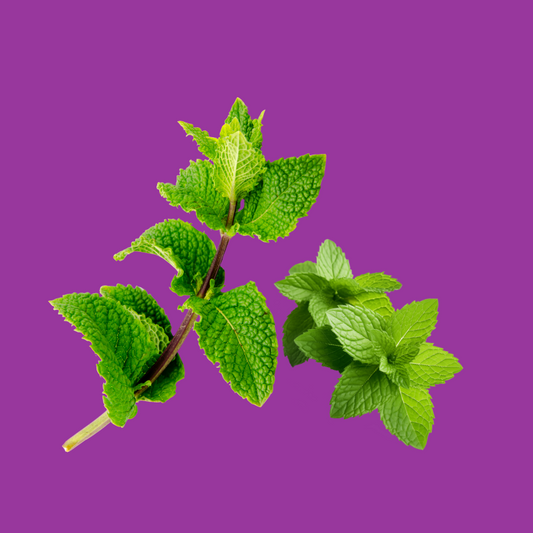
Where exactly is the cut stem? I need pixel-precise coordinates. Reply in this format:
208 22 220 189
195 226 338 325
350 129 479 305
62 412 112 452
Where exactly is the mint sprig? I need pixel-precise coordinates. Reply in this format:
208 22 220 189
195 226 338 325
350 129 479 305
51 97 326 451
277 240 462 449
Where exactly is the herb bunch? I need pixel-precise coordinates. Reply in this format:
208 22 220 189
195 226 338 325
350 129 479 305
276 240 462 449
51 98 326 451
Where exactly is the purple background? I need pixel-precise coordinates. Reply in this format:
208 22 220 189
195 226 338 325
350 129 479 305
2 2 531 531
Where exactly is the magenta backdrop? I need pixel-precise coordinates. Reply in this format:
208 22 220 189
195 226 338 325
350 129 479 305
2 1 531 532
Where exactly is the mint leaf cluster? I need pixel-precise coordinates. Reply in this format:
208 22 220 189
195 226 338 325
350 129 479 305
276 240 462 449
51 98 326 449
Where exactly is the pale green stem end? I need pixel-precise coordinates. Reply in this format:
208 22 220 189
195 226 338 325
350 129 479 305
62 411 112 452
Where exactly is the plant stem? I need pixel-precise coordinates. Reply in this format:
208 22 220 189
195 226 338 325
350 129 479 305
63 202 237 452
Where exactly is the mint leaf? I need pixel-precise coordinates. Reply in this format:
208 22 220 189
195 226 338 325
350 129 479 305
330 362 393 418
100 284 173 341
354 272 402 292
379 386 434 449
346 291 394 318
294 326 352 372
409 342 462 388
308 290 337 327
236 154 326 242
186 282 277 406
250 110 265 150
378 355 411 388
326 305 387 364
316 240 353 280
275 272 331 302
50 293 164 426
138 357 184 403
282 302 316 367
225 97 254 141
158 159 229 231
114 219 219 296
178 122 218 161
289 261 317 275
214 131 265 203
390 299 439 347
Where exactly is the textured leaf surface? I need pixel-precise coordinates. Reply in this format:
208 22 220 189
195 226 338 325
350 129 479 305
282 302 316 367
225 97 254 141
289 261 317 275
214 131 265 202
346 291 394 318
390 300 439 346
379 386 434 449
100 284 173 341
138 358 184 403
158 159 229 231
178 122 217 160
186 282 277 406
316 240 353 280
308 291 337 327
250 110 265 149
378 355 411 388
275 273 331 302
330 362 393 418
409 342 462 388
295 326 352 372
327 305 387 364
114 219 217 296
50 293 163 426
355 272 402 292
236 154 326 242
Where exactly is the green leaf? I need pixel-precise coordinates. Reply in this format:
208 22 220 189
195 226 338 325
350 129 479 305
114 219 218 297
394 341 421 364
390 299 439 347
295 326 352 372
185 282 278 407
329 278 365 299
250 110 265 150
330 362 393 418
316 240 353 280
326 305 387 364
236 154 326 242
225 97 254 141
354 272 402 292
219 117 241 138
409 342 462 388
282 302 316 367
378 355 411 388
214 131 265 203
275 273 331 302
345 291 395 318
138 357 185 403
100 284 173 341
289 261 317 275
379 386 434 449
158 159 229 232
370 329 396 357
178 122 218 161
308 290 337 327
50 293 164 426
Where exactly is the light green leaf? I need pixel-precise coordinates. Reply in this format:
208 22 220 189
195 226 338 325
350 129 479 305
289 261 317 275
138 357 184 403
236 154 326 242
186 282 278 407
345 291 395 318
316 240 353 280
329 278 365 299
390 299 439 347
114 219 219 297
409 342 462 388
219 117 241 138
50 293 163 426
326 305 387 364
330 362 393 418
394 341 421 364
100 284 173 341
225 97 254 141
275 273 331 302
308 291 337 327
295 326 352 372
158 159 229 232
354 272 402 292
379 386 434 449
370 329 396 357
178 122 218 161
282 302 316 367
214 131 265 202
378 355 411 388
250 110 265 149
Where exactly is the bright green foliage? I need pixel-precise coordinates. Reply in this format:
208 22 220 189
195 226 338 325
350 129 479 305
282 302 315 367
225 97 255 141
186 282 278 407
158 160 230 232
294 326 352 372
250 110 265 150
236 155 326 241
409 343 462 388
379 387 434 449
138 358 184 403
50 291 177 426
279 239 461 449
114 219 221 296
214 131 265 202
178 122 218 161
